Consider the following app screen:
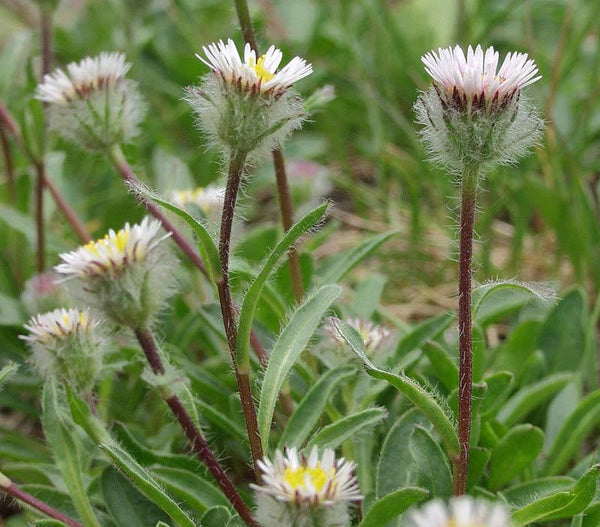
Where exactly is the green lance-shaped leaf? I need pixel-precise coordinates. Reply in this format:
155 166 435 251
101 467 171 527
200 506 231 527
258 285 342 450
471 280 555 326
422 341 458 391
306 407 387 450
333 320 460 460
42 380 102 527
488 424 544 490
395 312 455 359
503 477 576 508
278 366 356 449
511 465 600 526
133 183 222 284
0 361 17 388
151 466 230 514
318 231 398 284
497 372 572 426
236 202 328 369
65 386 196 527
544 390 600 476
358 487 428 527
480 371 514 418
409 426 452 499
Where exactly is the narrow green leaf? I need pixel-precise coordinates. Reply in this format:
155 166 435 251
258 285 341 450
377 409 432 497
480 371 514 418
422 341 458 391
358 487 428 527
0 361 18 387
278 366 356 449
512 465 600 526
472 280 554 325
42 380 101 527
66 386 196 527
135 185 221 284
100 442 196 527
151 466 230 514
544 390 600 476
335 320 460 460
395 312 454 359
318 231 398 283
236 203 328 369
306 407 387 450
409 426 452 498
102 467 170 527
497 373 572 426
466 447 490 490
200 506 230 527
503 477 575 507
488 425 544 490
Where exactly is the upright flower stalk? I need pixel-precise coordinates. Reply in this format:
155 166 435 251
233 0 306 302
54 220 257 527
187 37 312 476
415 44 543 494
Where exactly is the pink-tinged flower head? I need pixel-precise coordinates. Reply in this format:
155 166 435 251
421 45 541 111
196 39 312 96
36 52 131 105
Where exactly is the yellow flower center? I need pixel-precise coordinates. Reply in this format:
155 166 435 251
248 55 275 83
85 230 130 256
283 463 333 492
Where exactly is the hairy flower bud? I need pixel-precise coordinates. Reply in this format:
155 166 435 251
414 44 544 173
20 308 106 394
185 39 312 161
21 271 70 315
35 52 145 150
55 218 175 328
408 497 511 527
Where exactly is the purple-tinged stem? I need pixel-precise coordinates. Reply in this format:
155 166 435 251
1 474 83 527
133 326 258 527
452 166 478 496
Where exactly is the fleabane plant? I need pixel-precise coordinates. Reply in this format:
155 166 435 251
252 447 362 527
185 38 312 160
55 217 174 329
20 308 106 395
415 44 544 496
35 52 145 150
415 45 543 172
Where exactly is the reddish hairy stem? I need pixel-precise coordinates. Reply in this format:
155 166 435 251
218 153 264 479
1 481 83 527
452 173 478 496
0 124 16 202
133 327 258 527
232 1 305 303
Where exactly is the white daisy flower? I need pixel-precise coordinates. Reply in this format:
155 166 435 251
252 447 362 506
197 39 312 95
21 308 98 346
36 52 131 105
170 185 225 214
407 497 511 527
421 45 541 108
55 217 169 279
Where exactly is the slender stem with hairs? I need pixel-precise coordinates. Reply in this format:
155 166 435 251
0 101 91 243
217 153 264 479
233 0 305 302
133 327 258 527
452 164 479 496
0 472 83 527
106 145 269 366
